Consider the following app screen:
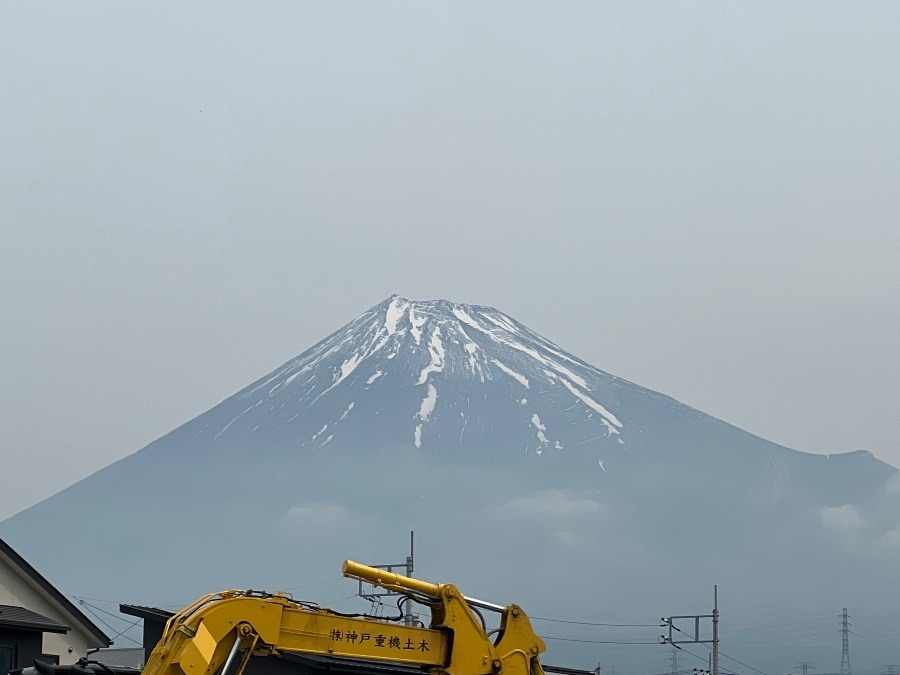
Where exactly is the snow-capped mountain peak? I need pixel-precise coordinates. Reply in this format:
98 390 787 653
217 295 627 458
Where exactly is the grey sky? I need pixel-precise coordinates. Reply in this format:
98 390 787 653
2 2 899 521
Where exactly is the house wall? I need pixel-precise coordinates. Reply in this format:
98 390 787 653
0 559 93 664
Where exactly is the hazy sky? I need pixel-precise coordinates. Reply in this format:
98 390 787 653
2 2 899 521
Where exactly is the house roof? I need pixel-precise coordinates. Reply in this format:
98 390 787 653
0 537 111 647
119 604 174 623
0 604 69 634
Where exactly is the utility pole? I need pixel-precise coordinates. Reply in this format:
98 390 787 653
712 586 719 675
356 530 416 625
404 531 415 626
841 609 851 675
661 586 719 675
795 662 816 675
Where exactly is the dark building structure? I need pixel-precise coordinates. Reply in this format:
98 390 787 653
0 606 68 674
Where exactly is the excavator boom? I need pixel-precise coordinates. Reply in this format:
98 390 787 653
84 561 545 675
142 591 447 675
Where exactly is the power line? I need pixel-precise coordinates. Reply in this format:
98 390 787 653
533 616 659 628
103 616 145 645
850 629 900 652
674 644 714 670
282 576 345 591
320 593 363 605
851 619 899 645
726 617 836 633
724 630 838 648
542 636 659 645
65 595 126 605
74 599 142 647
718 650 770 675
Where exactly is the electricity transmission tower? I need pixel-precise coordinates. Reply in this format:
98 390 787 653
841 609 851 675
882 667 899 675
795 662 817 675
668 645 680 675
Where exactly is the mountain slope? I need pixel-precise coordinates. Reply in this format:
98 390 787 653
2 296 897 672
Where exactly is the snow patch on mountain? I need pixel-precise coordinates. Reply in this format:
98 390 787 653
333 352 365 389
385 296 409 335
531 413 549 454
463 342 481 379
555 377 621 433
312 424 328 441
417 383 438 422
217 403 255 438
417 327 446 384
409 307 426 344
492 359 530 388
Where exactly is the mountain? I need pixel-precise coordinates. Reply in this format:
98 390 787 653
2 296 898 673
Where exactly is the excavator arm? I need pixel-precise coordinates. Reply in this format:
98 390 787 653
141 561 545 675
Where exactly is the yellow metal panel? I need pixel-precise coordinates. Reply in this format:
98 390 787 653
193 622 218 666
278 610 448 666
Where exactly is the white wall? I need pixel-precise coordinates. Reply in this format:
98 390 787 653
0 555 101 664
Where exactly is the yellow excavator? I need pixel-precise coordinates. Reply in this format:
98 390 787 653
25 561 547 675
